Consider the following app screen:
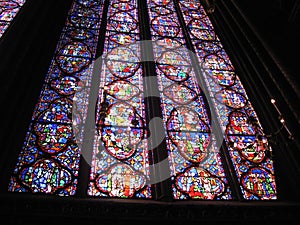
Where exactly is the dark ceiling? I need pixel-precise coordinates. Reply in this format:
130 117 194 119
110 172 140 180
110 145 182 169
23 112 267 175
235 0 300 86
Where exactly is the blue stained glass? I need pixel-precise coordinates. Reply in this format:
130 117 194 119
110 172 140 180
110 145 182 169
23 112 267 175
8 0 104 195
0 0 26 38
88 0 151 199
179 0 277 200
8 0 277 200
147 0 232 200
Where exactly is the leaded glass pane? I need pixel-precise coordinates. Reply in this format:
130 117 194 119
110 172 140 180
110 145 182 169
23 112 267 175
179 0 276 200
8 0 277 200
88 0 152 199
8 0 104 195
0 0 26 38
147 0 232 200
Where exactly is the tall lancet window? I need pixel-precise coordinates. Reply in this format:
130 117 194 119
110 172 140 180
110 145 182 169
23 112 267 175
0 0 26 38
8 0 277 200
8 0 104 195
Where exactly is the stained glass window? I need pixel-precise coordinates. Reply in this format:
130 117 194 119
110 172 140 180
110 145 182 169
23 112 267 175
0 0 26 38
9 0 277 200
8 0 104 195
178 0 276 200
147 0 231 200
88 0 152 198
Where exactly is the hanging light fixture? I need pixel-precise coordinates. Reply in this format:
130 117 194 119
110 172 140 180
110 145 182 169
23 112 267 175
270 98 294 140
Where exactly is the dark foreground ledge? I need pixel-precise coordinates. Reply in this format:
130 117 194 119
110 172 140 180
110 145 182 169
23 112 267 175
0 193 299 225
